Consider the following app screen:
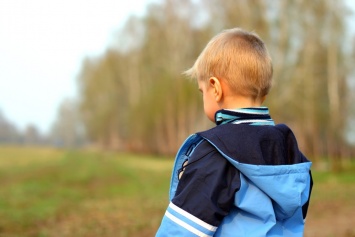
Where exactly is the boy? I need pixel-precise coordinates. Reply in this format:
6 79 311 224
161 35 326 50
156 28 313 237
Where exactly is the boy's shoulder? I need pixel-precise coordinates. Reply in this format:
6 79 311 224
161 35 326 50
197 123 282 154
198 123 289 141
197 123 304 165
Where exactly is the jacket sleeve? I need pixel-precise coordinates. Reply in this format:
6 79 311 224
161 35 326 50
156 141 240 236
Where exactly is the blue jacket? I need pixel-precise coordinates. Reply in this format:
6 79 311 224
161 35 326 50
156 122 313 237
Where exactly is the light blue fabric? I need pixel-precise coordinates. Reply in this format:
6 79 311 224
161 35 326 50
156 214 203 237
210 145 312 236
156 202 217 237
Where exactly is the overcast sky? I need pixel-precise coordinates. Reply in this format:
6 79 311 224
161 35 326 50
0 0 153 133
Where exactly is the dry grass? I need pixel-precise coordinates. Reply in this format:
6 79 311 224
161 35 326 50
305 172 355 237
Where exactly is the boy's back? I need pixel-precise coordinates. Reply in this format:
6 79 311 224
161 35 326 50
157 109 312 236
199 123 312 235
155 28 313 236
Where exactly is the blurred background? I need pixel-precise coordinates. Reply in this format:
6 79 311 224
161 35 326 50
0 0 355 236
1 0 355 166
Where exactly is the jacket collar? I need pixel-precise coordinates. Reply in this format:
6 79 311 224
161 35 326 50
215 107 274 126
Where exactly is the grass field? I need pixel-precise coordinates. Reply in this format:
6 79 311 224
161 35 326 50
0 146 354 237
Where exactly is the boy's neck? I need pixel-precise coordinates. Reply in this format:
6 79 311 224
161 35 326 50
220 94 265 109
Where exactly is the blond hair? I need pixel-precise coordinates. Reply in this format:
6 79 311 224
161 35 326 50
184 28 273 98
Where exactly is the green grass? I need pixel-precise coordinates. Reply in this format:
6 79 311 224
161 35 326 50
0 146 172 237
0 146 354 237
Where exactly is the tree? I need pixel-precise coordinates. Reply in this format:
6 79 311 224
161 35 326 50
50 98 86 148
76 0 355 164
23 124 42 145
0 111 21 144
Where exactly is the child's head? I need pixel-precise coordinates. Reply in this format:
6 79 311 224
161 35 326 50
185 28 273 100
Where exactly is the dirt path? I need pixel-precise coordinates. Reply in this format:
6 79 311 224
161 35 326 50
304 196 355 236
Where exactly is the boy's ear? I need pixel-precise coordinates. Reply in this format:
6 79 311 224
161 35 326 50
209 77 222 102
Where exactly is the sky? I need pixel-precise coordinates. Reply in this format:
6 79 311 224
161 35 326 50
0 0 153 133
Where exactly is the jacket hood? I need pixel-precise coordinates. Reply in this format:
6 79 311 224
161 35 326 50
198 123 312 220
